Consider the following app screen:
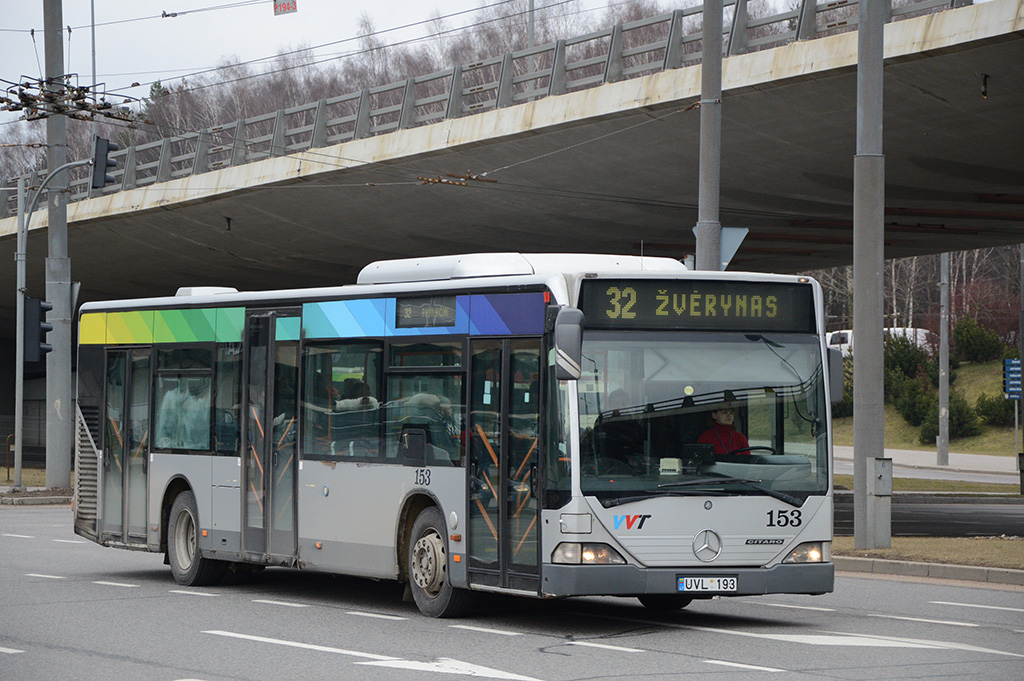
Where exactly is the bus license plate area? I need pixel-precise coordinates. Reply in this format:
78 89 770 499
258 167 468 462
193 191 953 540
677 576 738 592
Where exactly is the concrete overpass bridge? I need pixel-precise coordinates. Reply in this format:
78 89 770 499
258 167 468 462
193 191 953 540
2 0 1023 339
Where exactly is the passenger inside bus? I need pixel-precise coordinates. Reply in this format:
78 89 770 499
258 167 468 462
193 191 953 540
697 407 749 455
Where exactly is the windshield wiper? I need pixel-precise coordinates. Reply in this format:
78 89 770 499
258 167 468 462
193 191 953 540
600 489 729 508
659 477 804 507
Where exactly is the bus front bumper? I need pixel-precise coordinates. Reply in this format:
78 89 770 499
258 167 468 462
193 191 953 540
540 562 834 598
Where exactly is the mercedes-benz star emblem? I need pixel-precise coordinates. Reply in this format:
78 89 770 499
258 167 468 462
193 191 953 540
692 529 723 562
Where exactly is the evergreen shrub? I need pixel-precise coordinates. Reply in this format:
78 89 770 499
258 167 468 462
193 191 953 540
953 318 1006 363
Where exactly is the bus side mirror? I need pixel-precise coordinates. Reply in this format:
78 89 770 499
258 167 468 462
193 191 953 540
554 307 584 381
828 348 843 403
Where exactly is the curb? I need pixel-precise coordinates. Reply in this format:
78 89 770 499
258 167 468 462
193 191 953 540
0 496 73 506
833 456 1019 479
835 556 1024 587
833 491 1023 504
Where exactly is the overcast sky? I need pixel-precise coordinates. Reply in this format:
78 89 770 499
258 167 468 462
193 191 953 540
1 0 627 126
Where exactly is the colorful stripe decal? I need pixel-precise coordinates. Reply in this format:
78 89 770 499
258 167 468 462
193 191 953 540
305 293 544 339
80 293 544 345
80 307 245 345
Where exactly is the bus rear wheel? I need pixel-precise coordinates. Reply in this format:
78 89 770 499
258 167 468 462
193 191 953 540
638 594 692 610
168 490 226 586
408 507 471 618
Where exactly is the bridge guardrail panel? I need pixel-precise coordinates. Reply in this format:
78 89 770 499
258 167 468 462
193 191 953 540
4 0 958 211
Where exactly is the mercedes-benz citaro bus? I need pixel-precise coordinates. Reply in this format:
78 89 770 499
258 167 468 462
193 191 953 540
73 252 840 617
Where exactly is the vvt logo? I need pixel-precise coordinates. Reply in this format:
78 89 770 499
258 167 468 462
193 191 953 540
613 514 652 530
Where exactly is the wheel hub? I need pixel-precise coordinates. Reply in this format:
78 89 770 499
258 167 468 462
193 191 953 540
411 531 446 596
174 509 196 571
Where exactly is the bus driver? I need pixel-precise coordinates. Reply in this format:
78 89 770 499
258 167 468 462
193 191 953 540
697 407 749 455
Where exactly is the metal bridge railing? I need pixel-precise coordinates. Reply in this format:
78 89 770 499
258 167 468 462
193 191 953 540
1 0 966 218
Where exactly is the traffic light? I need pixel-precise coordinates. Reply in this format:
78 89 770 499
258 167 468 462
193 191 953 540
24 297 53 363
90 135 119 189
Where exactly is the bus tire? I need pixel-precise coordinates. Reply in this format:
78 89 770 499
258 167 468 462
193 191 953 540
168 490 226 587
408 507 471 618
638 594 692 610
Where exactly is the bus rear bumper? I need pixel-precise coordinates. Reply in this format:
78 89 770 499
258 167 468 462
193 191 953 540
540 562 834 598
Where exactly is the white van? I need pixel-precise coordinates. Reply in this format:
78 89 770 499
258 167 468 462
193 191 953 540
827 329 853 357
827 327 932 358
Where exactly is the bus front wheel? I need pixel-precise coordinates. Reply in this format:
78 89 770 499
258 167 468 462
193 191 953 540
168 490 226 587
408 507 471 618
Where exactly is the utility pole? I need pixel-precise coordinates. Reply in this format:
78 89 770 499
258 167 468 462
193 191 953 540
44 0 74 489
938 252 949 465
695 0 723 271
528 0 535 49
13 179 28 492
852 0 888 549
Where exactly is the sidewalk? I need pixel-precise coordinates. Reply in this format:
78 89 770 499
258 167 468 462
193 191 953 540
833 445 1020 478
0 485 72 505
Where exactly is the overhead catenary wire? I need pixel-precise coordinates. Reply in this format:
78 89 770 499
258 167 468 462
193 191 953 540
99 0 584 101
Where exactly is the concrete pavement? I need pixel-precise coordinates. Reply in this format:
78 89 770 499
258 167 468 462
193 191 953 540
833 445 1021 485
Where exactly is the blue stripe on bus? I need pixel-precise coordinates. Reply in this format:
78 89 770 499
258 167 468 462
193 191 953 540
303 293 544 340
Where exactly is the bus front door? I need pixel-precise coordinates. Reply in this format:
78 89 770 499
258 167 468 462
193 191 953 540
101 348 150 546
468 339 541 592
243 310 300 566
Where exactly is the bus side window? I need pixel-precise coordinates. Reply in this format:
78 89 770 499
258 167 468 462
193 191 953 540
153 348 214 452
301 341 383 460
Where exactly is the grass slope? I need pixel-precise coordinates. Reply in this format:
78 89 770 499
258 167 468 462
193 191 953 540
832 359 1020 456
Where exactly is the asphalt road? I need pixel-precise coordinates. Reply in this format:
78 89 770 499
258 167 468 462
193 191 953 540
833 496 1024 537
3 507 1023 681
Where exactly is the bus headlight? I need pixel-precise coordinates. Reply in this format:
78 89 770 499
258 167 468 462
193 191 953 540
783 541 830 564
552 543 626 565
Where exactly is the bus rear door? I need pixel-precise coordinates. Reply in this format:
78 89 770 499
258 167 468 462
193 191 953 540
101 348 150 546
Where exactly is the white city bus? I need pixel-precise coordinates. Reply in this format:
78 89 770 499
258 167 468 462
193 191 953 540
73 253 839 617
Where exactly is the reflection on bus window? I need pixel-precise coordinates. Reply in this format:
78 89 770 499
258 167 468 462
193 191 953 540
390 341 462 367
215 344 243 455
155 376 212 450
578 332 828 502
385 375 464 464
302 342 383 460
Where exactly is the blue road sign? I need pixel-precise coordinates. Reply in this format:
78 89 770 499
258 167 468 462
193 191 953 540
1004 359 1021 399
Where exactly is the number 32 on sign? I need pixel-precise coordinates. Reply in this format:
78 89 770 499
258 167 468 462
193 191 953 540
274 1 297 16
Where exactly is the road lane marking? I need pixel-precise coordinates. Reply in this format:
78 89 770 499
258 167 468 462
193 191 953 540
930 601 1024 614
450 624 521 636
252 599 309 608
53 539 87 544
705 660 784 672
347 611 407 621
356 658 543 679
567 641 645 653
2 533 35 539
1 647 25 654
868 614 979 628
761 603 836 612
93 581 139 587
204 630 542 680
170 590 220 597
204 631 396 660
25 573 65 579
574 612 1023 657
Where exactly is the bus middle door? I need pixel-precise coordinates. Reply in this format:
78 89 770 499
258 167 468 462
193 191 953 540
243 310 300 566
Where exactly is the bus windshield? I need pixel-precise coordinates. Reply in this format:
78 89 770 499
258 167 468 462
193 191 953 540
578 331 829 505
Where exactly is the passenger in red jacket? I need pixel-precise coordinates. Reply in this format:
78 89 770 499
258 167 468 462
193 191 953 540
697 407 749 455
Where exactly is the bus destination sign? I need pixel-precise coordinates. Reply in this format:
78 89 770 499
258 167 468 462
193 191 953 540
396 295 458 328
580 279 814 333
